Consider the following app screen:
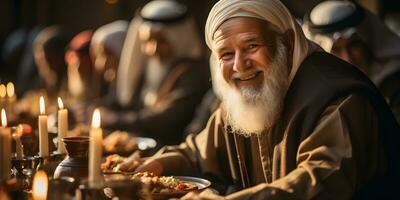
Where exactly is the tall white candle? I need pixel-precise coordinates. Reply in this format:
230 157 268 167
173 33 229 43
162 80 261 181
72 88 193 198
57 97 68 154
0 109 11 181
12 125 24 160
38 96 49 157
89 108 103 187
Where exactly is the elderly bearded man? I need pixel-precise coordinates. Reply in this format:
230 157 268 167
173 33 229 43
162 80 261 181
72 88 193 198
132 0 400 199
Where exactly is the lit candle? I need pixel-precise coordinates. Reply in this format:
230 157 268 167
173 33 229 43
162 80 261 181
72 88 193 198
6 82 16 116
0 84 6 98
6 82 15 98
0 109 11 181
89 108 103 188
12 125 24 160
57 97 68 154
0 84 6 108
38 96 49 157
32 170 48 200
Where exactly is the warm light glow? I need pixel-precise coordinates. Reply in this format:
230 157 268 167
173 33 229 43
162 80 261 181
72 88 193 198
39 96 45 115
0 84 6 98
14 124 23 138
105 0 118 5
57 97 64 109
91 109 101 128
6 82 14 98
1 109 7 127
32 171 48 200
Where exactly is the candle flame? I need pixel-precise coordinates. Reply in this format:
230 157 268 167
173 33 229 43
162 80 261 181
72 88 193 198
91 109 101 128
57 97 64 109
0 84 6 98
6 82 14 98
32 171 48 200
39 96 45 115
1 109 7 127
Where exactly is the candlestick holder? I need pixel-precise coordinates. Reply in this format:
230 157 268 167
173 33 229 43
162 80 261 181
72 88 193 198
53 136 89 181
11 156 38 190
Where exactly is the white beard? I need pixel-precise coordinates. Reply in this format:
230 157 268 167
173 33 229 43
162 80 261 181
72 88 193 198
213 39 290 137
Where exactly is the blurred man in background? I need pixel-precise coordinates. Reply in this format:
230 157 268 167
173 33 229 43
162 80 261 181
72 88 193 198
65 30 100 103
15 26 71 117
65 30 102 124
90 20 128 105
102 0 209 145
303 1 400 123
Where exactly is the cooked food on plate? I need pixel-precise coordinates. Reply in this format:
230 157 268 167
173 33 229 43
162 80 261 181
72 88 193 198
133 172 198 193
101 151 142 172
103 131 139 153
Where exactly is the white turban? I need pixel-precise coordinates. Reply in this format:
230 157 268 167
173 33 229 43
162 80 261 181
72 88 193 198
303 0 400 60
205 0 318 82
116 0 203 107
91 20 128 58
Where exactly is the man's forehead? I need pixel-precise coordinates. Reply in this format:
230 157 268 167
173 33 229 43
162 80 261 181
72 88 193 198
216 18 265 34
213 17 278 47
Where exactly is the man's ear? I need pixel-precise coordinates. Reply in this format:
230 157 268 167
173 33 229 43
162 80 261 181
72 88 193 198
283 29 294 69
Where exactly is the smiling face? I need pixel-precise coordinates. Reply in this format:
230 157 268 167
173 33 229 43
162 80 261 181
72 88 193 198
214 17 282 91
211 17 293 135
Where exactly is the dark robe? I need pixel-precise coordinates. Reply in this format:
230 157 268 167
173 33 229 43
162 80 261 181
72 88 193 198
106 58 210 145
152 52 399 199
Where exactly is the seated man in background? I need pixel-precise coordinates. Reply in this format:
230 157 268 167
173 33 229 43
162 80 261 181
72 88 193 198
90 20 129 105
102 0 209 146
303 0 400 122
16 26 71 117
130 0 400 199
1 27 42 96
65 30 102 123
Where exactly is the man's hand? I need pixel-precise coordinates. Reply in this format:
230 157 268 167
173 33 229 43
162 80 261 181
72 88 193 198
179 189 225 200
134 157 164 176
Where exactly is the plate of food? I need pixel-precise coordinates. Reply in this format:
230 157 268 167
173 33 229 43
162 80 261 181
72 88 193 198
132 172 211 200
102 152 143 174
103 130 157 156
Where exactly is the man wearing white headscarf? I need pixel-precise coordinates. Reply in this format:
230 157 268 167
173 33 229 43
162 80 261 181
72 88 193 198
103 0 209 145
303 1 400 109
90 20 128 104
130 0 399 199
91 20 128 84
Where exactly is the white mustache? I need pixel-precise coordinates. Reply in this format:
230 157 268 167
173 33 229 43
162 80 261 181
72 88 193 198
231 69 262 79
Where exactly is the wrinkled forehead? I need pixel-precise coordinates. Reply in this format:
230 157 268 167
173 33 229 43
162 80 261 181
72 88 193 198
212 17 280 49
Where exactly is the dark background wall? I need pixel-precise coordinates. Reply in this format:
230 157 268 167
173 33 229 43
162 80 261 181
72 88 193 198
0 0 399 57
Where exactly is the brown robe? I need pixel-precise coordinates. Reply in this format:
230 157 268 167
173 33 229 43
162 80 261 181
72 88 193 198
156 95 385 199
151 52 399 199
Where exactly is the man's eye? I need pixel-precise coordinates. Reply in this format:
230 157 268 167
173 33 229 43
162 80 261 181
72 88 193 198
220 52 234 60
249 44 259 49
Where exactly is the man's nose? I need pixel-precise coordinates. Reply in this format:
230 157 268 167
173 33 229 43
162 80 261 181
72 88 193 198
233 52 250 73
